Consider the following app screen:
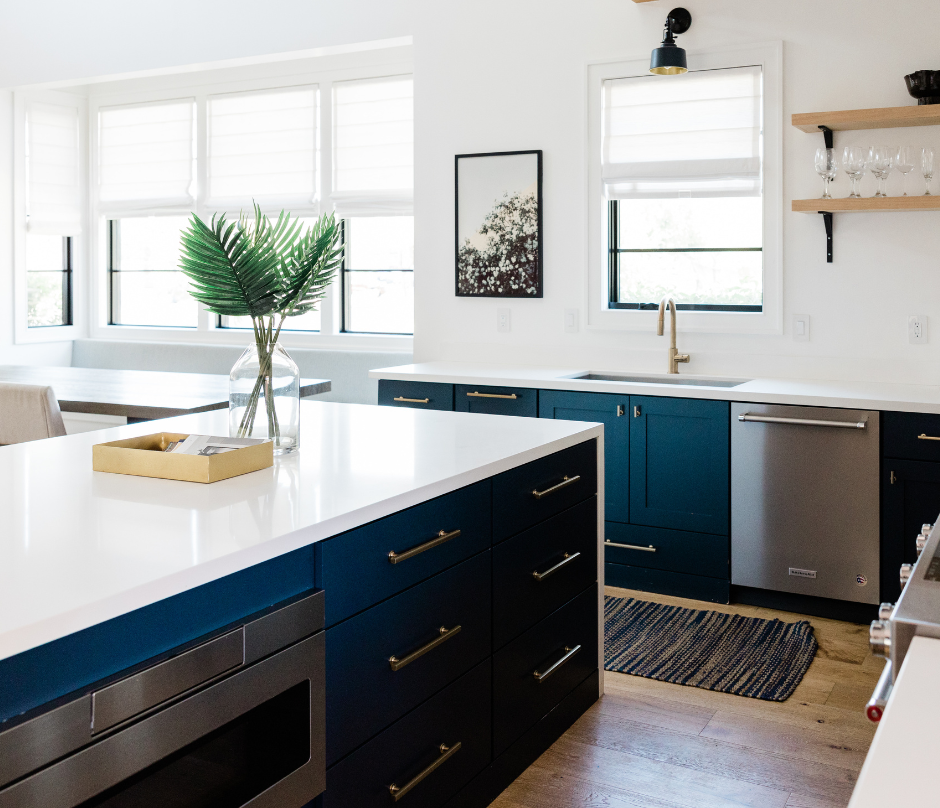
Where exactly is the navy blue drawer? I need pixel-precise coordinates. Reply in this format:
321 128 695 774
493 584 598 756
378 379 454 410
493 440 597 542
455 385 537 417
884 412 940 461
325 552 492 765
323 661 491 808
604 522 729 579
493 498 597 649
316 481 491 627
605 563 730 604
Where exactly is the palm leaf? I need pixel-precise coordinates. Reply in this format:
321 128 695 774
279 214 344 318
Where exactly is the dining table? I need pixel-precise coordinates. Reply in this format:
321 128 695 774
0 366 331 422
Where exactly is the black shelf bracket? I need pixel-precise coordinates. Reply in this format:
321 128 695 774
820 211 833 263
818 125 834 150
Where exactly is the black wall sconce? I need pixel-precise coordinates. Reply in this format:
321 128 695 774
650 8 692 75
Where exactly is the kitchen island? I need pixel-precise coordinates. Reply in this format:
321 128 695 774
0 401 603 808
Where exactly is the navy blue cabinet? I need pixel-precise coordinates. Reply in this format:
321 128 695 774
629 396 730 536
455 385 537 417
378 380 454 411
538 390 629 524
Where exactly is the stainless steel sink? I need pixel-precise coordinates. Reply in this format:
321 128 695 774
572 373 750 388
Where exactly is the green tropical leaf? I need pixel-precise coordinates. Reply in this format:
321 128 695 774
279 213 344 318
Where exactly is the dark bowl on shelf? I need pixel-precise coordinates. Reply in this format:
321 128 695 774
905 70 940 105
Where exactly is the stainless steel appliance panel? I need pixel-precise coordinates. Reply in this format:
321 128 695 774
731 403 880 604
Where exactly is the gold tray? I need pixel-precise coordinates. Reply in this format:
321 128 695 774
92 433 273 484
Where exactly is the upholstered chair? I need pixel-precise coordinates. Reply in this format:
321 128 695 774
0 383 68 445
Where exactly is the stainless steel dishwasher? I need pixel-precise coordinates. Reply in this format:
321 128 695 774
731 403 880 604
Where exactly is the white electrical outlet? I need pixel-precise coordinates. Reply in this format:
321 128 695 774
497 307 511 333
793 314 810 342
564 308 579 333
909 315 928 344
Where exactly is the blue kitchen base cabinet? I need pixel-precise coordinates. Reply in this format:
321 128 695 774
315 440 601 808
539 390 731 603
378 379 455 410
456 384 537 417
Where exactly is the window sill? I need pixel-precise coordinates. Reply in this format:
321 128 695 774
14 323 81 345
586 306 782 336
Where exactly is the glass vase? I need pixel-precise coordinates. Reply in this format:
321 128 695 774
229 341 300 455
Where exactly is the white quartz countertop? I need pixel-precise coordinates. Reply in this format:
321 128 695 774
370 361 940 414
0 401 601 664
849 636 940 807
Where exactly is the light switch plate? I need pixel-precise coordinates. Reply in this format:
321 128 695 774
909 315 927 344
564 308 579 333
497 308 511 333
793 314 810 342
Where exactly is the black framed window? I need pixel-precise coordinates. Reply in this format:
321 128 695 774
608 197 763 312
108 217 197 328
26 234 72 328
341 216 414 335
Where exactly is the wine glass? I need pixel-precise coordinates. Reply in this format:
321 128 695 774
842 146 867 198
924 147 935 195
895 146 916 195
868 146 893 197
814 147 838 199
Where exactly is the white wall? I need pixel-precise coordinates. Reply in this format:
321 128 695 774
412 0 940 385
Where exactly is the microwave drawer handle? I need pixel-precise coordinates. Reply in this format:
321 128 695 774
532 475 581 500
532 552 581 581
918 433 940 441
533 644 581 682
91 628 244 734
738 414 867 429
466 391 518 400
393 396 430 404
389 529 461 564
389 625 462 671
389 741 462 801
605 540 656 553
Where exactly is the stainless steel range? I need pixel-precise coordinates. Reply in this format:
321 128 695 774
867 519 940 722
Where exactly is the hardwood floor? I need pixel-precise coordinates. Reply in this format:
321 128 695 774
491 586 883 808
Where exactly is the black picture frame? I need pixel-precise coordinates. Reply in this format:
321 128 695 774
454 149 543 298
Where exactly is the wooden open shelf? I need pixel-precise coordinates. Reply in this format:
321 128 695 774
792 105 940 133
793 196 940 213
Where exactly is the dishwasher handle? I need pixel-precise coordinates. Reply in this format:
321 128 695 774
737 413 867 429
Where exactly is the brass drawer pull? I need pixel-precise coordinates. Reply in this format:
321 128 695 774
389 529 461 564
389 625 462 671
532 551 581 581
466 391 518 400
533 644 581 682
389 742 462 801
605 540 656 553
532 475 581 500
918 433 940 441
393 396 430 404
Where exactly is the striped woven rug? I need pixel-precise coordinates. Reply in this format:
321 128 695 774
604 596 818 701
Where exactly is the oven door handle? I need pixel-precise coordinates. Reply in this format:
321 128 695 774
866 660 893 723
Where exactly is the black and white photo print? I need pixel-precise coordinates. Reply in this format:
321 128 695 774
455 150 543 297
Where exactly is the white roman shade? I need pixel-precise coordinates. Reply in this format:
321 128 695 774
332 75 413 217
98 99 195 211
26 101 81 235
602 65 762 199
207 86 317 210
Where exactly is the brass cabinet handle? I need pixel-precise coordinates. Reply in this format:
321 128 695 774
388 529 461 564
532 475 581 500
605 540 656 553
388 742 462 801
533 645 581 682
467 391 518 399
918 433 940 441
389 625 462 671
532 552 581 581
393 396 430 404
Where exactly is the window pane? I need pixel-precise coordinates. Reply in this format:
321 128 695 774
111 216 197 327
617 251 762 307
111 271 197 327
347 217 414 269
27 272 67 327
26 234 68 327
221 309 321 332
618 198 761 250
345 271 413 334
